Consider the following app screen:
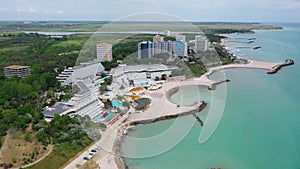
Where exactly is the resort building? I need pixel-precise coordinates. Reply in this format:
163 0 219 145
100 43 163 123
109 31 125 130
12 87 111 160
144 34 189 57
43 80 104 121
43 101 76 122
96 43 113 62
4 65 31 78
132 98 151 110
111 64 176 81
175 34 186 42
195 35 209 52
175 40 188 56
164 30 171 36
57 61 105 86
138 41 154 59
153 34 164 42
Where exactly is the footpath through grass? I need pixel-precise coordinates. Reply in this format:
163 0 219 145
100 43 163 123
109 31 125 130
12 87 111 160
26 136 92 169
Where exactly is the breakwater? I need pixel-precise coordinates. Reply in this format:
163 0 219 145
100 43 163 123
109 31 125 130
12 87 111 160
126 101 206 126
267 59 295 74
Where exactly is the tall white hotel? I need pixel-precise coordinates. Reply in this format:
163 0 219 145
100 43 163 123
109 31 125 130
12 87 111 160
96 43 113 62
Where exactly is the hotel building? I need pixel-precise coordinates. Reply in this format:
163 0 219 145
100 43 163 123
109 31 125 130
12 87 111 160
138 41 154 59
96 43 113 62
4 65 31 78
57 61 105 86
195 35 208 52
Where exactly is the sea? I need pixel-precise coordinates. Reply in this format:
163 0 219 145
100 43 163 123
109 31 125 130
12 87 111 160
121 23 300 169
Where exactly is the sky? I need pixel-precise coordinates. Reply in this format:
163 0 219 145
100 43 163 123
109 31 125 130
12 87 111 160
0 0 299 22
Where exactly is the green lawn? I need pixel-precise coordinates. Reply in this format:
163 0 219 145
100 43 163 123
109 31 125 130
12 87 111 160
26 136 92 169
0 45 28 51
53 40 85 48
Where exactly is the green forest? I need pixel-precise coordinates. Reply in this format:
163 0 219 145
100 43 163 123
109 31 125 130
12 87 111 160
0 32 92 168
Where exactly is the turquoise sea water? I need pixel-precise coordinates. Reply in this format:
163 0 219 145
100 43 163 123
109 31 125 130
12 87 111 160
121 24 300 169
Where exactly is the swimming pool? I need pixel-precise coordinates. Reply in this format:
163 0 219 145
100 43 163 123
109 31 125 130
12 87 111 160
134 81 149 86
94 112 113 121
95 76 111 83
112 100 123 107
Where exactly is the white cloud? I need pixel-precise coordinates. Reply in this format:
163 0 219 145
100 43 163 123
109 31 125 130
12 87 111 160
0 8 8 11
44 9 63 14
0 0 299 22
17 8 36 13
283 0 300 9
56 10 63 14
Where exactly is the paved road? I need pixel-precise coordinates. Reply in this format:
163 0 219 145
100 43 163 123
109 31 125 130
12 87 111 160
64 113 128 169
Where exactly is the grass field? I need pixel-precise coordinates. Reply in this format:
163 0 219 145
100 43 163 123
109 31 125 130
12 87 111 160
0 21 282 33
53 40 85 48
25 136 92 169
77 159 99 169
0 131 52 168
0 45 28 51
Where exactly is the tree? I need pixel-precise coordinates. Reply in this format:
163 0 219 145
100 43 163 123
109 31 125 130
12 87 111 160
36 130 49 145
17 83 33 98
32 80 41 91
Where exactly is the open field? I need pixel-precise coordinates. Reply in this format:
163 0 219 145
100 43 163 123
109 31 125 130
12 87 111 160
0 131 52 168
0 21 282 33
0 45 28 51
77 159 99 169
25 136 92 169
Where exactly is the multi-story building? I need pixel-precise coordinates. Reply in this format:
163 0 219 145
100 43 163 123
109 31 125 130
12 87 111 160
139 35 189 59
164 30 171 36
4 65 31 78
153 34 164 42
195 35 208 52
111 64 177 81
175 34 186 42
175 40 188 56
43 80 103 121
57 61 104 86
96 43 113 62
138 41 154 59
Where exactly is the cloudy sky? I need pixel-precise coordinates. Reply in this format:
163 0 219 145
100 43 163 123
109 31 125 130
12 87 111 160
0 0 299 22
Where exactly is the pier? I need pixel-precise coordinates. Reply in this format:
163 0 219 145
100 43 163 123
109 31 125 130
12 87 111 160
192 113 204 126
226 40 255 43
267 59 295 74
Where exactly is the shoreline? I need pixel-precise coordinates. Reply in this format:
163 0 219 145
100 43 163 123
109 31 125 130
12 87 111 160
114 57 295 169
113 101 207 169
100 30 294 169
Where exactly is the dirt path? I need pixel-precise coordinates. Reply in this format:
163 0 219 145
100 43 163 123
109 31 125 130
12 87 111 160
19 144 53 169
0 135 8 161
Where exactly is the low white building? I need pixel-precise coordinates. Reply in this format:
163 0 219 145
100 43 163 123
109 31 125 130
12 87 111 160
57 61 105 86
43 80 103 121
111 64 176 81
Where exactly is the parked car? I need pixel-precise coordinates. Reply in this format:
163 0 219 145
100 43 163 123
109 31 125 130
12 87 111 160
83 157 90 160
91 149 97 153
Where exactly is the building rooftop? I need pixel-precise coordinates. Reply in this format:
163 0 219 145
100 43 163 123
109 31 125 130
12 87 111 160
5 65 30 69
111 64 176 77
43 102 72 118
134 98 151 110
76 81 90 95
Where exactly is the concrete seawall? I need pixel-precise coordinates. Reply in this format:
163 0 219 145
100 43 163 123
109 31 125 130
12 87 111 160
267 59 295 74
113 101 207 169
127 101 207 126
